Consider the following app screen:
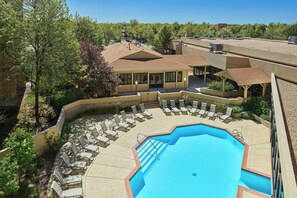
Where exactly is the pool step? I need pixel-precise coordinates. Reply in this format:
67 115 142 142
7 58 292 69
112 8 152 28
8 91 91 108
136 139 168 173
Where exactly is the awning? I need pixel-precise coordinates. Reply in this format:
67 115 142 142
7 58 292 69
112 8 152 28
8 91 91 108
215 68 271 86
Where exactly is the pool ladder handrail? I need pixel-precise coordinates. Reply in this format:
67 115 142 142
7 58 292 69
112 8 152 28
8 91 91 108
137 133 158 156
232 129 244 141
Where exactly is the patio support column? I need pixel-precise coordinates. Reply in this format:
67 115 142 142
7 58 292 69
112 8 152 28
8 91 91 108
204 66 207 82
147 72 150 91
163 72 166 89
175 71 178 89
220 76 227 92
242 85 252 98
260 83 267 96
131 73 134 92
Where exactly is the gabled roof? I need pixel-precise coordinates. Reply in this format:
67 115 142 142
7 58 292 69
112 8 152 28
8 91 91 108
102 41 162 64
215 68 271 86
163 54 209 67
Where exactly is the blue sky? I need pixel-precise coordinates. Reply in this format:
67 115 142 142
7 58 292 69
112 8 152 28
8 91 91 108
67 0 297 24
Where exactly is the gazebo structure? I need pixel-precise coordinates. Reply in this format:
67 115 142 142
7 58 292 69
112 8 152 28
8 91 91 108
215 68 271 98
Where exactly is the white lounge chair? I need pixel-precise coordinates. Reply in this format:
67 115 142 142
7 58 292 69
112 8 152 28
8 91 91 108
51 181 83 198
170 100 180 114
100 122 118 138
207 104 216 119
198 102 207 116
90 128 110 145
131 105 145 121
220 107 233 122
78 136 99 152
190 101 198 114
70 143 93 160
61 153 86 169
113 115 129 131
121 110 136 127
179 99 188 114
162 100 171 115
53 169 82 186
139 103 152 118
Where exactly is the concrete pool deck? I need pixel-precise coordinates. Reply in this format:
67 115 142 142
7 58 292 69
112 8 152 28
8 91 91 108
79 108 271 198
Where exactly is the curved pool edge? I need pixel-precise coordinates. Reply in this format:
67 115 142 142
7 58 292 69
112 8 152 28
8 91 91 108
124 122 272 198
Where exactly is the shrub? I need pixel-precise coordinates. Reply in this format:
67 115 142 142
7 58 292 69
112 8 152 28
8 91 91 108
61 121 71 142
241 111 254 120
242 97 270 116
49 88 85 111
228 105 243 113
260 114 270 121
207 81 235 91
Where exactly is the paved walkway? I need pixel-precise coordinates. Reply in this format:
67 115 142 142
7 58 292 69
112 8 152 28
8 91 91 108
80 108 271 198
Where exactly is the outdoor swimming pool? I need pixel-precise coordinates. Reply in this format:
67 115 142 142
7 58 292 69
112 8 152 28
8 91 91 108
130 124 271 198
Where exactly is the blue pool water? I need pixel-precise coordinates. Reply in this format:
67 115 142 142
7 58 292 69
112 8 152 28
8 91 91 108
130 124 272 198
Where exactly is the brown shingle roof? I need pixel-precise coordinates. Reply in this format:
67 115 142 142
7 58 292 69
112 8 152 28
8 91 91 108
216 68 271 85
163 54 209 67
110 58 191 72
102 41 162 64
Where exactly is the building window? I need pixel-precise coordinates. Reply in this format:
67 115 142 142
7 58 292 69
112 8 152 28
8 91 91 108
165 72 176 82
177 71 183 82
133 73 148 84
119 73 132 85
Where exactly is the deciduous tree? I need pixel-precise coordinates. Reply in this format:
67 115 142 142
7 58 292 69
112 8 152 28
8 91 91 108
79 41 119 96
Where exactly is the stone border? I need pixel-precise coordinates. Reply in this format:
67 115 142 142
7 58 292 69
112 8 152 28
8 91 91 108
124 122 272 198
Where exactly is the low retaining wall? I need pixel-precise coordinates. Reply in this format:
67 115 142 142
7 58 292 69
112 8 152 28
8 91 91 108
0 91 245 157
200 88 244 98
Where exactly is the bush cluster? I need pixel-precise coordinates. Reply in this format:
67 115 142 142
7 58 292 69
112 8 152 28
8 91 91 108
241 98 270 121
49 88 85 111
208 81 235 91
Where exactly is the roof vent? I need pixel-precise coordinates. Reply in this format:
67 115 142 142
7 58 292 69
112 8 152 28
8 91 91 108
209 43 223 54
288 36 297 45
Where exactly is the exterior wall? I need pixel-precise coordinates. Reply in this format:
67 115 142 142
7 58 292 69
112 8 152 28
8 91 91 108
271 73 297 198
117 70 189 93
200 88 244 98
250 59 297 84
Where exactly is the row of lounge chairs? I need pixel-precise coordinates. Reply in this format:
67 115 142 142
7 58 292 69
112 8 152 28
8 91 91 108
161 99 233 122
51 103 152 197
112 103 152 131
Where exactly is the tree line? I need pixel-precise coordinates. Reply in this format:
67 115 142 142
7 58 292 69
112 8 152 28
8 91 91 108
77 18 297 46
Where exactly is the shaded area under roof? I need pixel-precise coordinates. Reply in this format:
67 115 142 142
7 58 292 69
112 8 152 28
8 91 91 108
163 54 209 67
110 58 191 72
215 68 271 86
277 78 297 182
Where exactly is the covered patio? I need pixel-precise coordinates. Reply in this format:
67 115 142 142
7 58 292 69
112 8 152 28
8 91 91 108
215 68 271 98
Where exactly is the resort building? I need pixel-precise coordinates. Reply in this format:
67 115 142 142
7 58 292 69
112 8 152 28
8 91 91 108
102 41 208 94
170 38 297 198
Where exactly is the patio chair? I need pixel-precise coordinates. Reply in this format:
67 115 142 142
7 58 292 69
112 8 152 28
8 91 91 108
198 102 207 116
113 115 129 131
190 101 198 114
179 99 188 114
51 181 83 198
162 100 171 115
53 169 82 186
121 110 136 127
139 103 152 118
100 122 118 138
70 143 93 160
61 153 86 169
90 128 110 145
170 100 180 114
220 107 233 122
131 105 145 121
207 104 216 119
78 135 99 153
